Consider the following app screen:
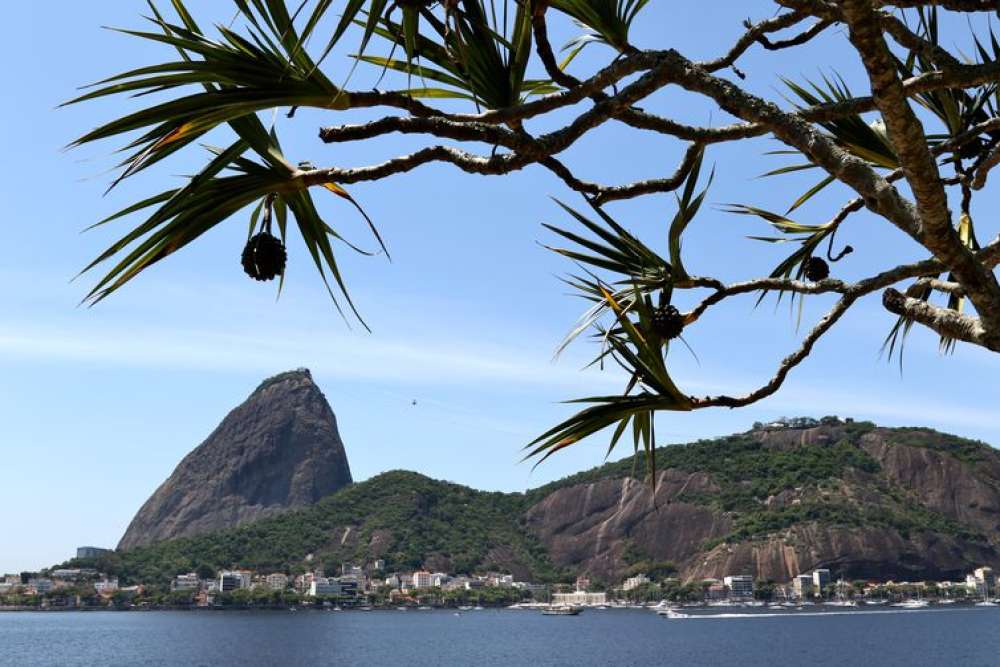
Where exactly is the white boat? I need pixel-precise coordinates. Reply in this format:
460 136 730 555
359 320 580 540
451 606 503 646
974 600 997 607
823 600 857 607
473 605 485 611
864 599 888 605
892 599 929 608
541 605 580 616
656 608 690 619
936 599 955 605
417 606 432 610
457 605 473 611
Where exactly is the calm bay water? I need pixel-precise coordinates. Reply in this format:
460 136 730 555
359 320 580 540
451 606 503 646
3 607 1000 666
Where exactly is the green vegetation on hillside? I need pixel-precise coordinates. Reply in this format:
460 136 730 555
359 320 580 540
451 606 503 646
67 472 562 587
61 420 1000 585
528 421 880 503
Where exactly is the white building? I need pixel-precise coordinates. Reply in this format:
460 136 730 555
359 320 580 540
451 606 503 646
812 569 831 594
171 573 201 592
724 575 755 599
552 591 607 606
431 572 450 587
411 571 432 589
793 574 814 599
94 578 119 594
265 573 289 591
309 577 341 597
967 567 996 597
622 574 650 591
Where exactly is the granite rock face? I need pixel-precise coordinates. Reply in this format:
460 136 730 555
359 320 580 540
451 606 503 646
524 423 1000 582
118 369 352 549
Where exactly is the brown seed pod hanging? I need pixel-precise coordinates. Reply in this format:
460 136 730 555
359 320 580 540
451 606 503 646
651 304 684 340
803 256 830 282
241 232 286 281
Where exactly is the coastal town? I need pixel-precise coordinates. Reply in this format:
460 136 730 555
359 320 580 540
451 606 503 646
3 546 1000 613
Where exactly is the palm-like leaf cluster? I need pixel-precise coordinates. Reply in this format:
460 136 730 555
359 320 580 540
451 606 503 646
68 1 383 321
358 0 556 107
526 160 709 482
552 0 649 56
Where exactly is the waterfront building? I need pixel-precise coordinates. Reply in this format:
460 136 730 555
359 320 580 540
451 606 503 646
309 577 341 597
94 578 119 594
706 582 728 600
265 573 288 591
724 575 755 599
338 575 360 598
488 573 514 588
514 582 548 599
412 571 433 589
76 546 111 560
793 574 814 599
29 578 54 594
552 591 607 606
575 576 591 592
431 572 450 587
622 574 650 591
219 571 251 592
170 573 201 592
812 569 831 594
385 574 401 589
967 567 996 597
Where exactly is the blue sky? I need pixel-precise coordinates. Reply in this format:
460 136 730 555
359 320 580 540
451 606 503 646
3 2 999 573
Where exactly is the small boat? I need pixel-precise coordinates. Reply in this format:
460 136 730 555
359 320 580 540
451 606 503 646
417 606 432 610
892 599 929 608
936 599 955 605
473 605 485 611
396 606 408 611
541 606 580 616
458 605 473 611
974 600 997 607
656 609 689 619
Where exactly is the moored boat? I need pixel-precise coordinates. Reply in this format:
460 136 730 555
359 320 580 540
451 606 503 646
541 605 581 616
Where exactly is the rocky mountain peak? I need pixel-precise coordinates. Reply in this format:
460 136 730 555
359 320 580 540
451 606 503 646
117 369 352 550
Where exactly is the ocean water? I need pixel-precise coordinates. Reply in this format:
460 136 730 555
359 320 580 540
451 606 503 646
2 606 1000 666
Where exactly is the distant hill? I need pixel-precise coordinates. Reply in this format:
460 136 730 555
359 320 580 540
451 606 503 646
118 369 352 549
74 402 1000 587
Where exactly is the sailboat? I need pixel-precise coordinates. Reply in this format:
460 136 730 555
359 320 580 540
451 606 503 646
824 580 857 607
974 578 996 606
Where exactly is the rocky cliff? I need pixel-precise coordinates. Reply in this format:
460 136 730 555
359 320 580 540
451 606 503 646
525 421 1000 582
103 415 1000 587
117 369 352 549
